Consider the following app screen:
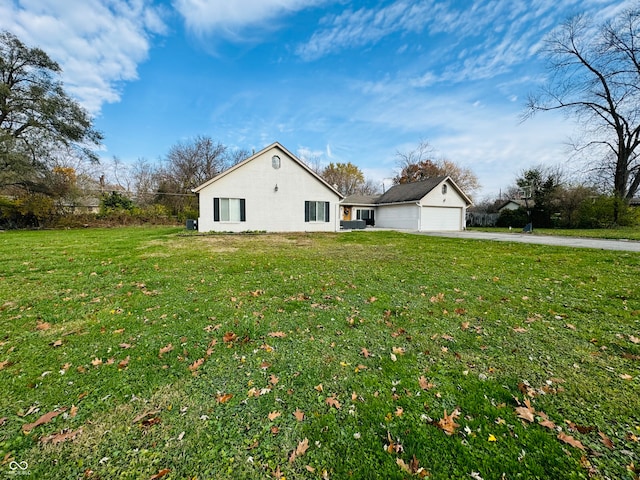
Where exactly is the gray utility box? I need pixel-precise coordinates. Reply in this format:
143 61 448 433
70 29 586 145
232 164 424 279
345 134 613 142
186 219 198 231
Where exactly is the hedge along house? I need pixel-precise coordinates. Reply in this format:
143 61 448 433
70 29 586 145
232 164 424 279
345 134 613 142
341 176 473 231
193 142 344 233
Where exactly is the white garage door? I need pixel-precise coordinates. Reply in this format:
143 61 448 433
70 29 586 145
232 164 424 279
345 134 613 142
421 207 462 231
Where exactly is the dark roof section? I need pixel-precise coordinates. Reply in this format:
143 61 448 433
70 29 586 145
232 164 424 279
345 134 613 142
375 176 447 204
341 194 380 205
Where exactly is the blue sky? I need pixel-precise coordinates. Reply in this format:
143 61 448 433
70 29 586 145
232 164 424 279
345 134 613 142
1 0 633 199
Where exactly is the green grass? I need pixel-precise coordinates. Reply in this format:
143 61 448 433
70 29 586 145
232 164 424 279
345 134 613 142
0 227 639 479
470 226 640 241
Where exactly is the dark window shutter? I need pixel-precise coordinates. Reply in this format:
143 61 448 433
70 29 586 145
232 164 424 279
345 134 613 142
325 202 330 222
240 199 246 222
305 201 310 222
214 198 220 221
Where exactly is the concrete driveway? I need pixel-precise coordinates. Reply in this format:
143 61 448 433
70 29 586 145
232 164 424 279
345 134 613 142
414 230 640 252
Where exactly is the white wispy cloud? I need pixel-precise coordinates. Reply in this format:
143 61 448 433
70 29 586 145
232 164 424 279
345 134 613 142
296 0 636 84
0 0 166 114
173 0 327 38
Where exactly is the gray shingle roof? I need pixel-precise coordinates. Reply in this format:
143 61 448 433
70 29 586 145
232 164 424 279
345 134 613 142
375 176 447 204
341 194 380 205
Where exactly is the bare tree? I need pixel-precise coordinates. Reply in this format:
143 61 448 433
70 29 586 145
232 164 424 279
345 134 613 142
164 135 228 191
225 147 251 167
394 140 480 196
526 5 640 211
130 157 158 206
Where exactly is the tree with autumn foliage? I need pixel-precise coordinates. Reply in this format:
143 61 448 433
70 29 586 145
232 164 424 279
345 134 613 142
320 162 378 196
394 140 480 196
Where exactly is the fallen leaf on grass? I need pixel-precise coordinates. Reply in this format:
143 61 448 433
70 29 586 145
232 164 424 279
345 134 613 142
539 419 557 430
40 427 83 445
314 384 324 392
430 293 445 303
119 343 132 349
0 360 9 370
620 374 634 380
268 411 281 421
91 357 102 367
599 431 614 449
392 347 406 355
361 347 370 358
325 396 341 409
118 356 130 370
0 417 6 426
142 417 161 428
512 327 528 333
132 409 161 424
418 376 435 390
22 408 67 433
158 343 173 358
565 421 596 434
385 432 404 453
515 398 535 423
189 358 204 374
223 331 238 343
51 339 63 348
113 328 124 334
289 438 309 463
36 321 51 331
629 335 640 344
397 455 428 477
293 409 305 422
149 468 171 480
558 432 586 450
268 331 287 338
436 408 460 436
69 405 78 418
216 393 233 404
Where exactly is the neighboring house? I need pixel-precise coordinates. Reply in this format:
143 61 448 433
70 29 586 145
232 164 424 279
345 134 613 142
193 142 343 233
498 199 534 212
341 176 473 231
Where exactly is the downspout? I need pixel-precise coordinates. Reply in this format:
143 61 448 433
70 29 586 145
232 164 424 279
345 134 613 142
416 202 421 231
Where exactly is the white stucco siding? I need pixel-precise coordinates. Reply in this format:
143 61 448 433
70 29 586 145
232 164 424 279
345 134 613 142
375 204 419 230
197 147 341 232
420 180 468 208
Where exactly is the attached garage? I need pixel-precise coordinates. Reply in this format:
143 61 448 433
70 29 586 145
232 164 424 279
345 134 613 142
341 176 472 232
420 206 463 231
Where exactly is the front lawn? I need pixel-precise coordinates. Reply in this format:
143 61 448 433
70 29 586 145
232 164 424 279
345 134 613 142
0 228 638 479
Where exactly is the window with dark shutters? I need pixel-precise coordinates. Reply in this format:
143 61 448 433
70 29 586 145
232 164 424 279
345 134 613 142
213 197 245 222
305 201 330 222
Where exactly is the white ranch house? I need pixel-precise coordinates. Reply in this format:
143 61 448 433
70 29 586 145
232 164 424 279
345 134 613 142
193 142 472 233
193 142 343 233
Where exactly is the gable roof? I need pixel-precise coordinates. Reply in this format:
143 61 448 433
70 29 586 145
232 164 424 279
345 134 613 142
374 176 472 205
192 141 344 198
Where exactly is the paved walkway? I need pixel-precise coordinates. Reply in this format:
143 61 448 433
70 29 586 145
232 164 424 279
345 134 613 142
413 230 640 252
